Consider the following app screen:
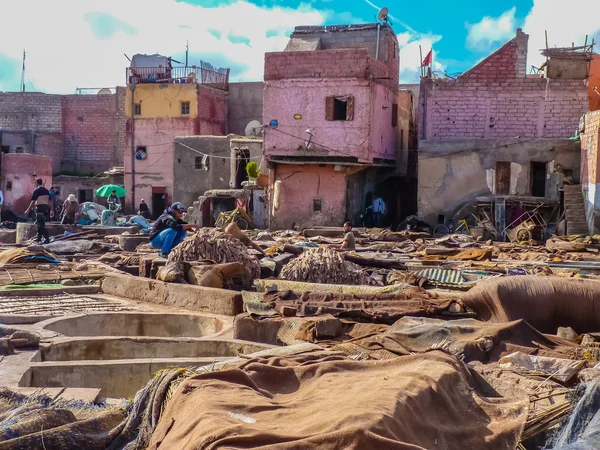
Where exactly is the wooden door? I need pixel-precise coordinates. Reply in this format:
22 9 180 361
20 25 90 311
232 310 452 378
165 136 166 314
496 162 511 195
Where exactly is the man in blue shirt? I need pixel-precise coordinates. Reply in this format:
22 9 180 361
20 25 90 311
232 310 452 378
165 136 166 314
368 195 386 228
149 202 200 258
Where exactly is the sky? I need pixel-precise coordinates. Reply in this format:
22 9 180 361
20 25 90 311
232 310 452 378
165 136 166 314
0 0 599 93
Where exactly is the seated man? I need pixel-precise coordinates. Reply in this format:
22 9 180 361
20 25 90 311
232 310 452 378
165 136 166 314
138 198 151 219
150 202 199 258
340 222 356 251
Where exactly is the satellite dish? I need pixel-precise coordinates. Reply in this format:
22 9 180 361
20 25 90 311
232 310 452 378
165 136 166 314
377 7 389 22
245 120 262 137
98 88 112 95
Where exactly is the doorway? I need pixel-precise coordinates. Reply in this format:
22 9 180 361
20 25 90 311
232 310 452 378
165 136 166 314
530 162 547 197
152 193 166 219
235 149 250 188
495 162 511 195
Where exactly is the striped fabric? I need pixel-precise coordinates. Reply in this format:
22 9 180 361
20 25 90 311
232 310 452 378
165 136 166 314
418 268 465 285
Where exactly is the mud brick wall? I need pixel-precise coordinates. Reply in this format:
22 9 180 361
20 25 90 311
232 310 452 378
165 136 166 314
197 85 228 135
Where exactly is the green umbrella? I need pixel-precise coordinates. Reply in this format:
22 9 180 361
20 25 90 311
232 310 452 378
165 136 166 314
96 184 126 198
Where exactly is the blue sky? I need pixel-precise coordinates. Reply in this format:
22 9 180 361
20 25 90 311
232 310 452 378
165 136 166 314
0 0 598 93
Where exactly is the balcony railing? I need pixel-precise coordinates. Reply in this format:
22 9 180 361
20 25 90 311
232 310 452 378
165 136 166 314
126 66 229 90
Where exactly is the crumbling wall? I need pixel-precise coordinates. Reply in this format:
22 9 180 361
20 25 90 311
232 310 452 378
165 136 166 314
418 139 580 223
270 163 347 229
581 110 600 233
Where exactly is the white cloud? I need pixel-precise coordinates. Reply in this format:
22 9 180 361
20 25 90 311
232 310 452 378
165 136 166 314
399 33 444 83
466 7 517 51
0 0 327 93
523 0 600 69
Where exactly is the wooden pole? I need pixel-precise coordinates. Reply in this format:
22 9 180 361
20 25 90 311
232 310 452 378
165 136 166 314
419 45 423 78
544 30 549 76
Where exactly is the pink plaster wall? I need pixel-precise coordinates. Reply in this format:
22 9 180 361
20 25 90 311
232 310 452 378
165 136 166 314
370 83 401 161
263 78 372 162
271 164 347 229
1 154 52 214
124 118 196 212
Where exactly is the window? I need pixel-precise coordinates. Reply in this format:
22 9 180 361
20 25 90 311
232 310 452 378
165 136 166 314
1 146 9 154
392 104 398 127
181 101 190 115
530 161 547 197
313 198 322 212
6 181 12 191
134 103 141 116
78 189 93 203
195 155 209 171
495 162 511 195
325 96 354 121
135 146 147 160
15 146 24 154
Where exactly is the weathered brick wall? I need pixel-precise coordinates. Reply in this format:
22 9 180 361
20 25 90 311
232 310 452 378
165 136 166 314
419 30 588 140
581 110 600 185
0 90 125 174
265 49 370 80
0 92 62 132
63 88 126 173
197 86 227 135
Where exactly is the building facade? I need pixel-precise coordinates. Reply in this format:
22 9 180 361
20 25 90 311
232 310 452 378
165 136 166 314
417 29 589 225
263 23 413 229
123 61 229 216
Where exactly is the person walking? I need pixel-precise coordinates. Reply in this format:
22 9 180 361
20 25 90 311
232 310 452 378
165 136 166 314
24 179 51 244
149 202 200 258
61 194 80 225
368 195 386 228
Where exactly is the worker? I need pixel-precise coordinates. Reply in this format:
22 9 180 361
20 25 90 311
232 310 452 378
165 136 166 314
224 222 265 254
61 194 80 225
340 222 356 251
107 190 121 212
150 202 200 258
24 178 51 244
48 187 58 222
368 194 386 228
138 198 150 219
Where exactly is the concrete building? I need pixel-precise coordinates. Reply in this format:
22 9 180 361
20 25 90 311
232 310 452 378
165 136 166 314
123 58 229 216
263 23 414 229
0 90 126 175
417 29 589 226
172 135 262 210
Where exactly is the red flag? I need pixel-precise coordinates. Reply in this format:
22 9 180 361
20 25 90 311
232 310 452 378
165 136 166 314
421 49 432 67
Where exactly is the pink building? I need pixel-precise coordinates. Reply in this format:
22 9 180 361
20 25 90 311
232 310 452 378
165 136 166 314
123 58 229 216
263 24 414 229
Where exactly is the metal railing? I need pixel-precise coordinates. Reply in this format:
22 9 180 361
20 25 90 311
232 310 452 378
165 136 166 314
126 66 229 90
